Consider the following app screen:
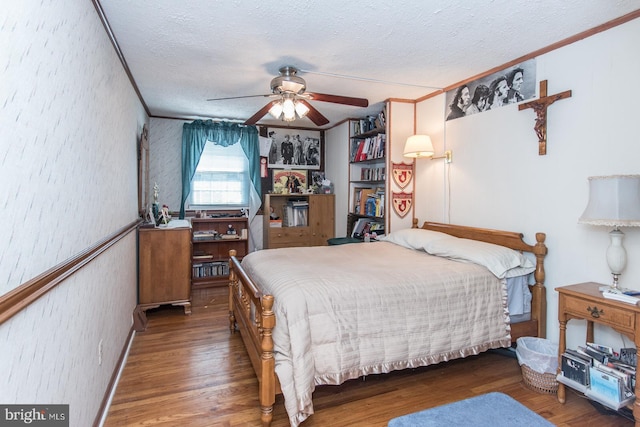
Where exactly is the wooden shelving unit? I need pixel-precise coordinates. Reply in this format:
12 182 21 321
191 216 248 288
263 193 335 249
348 119 387 237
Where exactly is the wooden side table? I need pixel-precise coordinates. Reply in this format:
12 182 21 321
556 282 640 426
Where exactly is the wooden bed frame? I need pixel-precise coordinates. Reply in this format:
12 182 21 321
228 221 548 426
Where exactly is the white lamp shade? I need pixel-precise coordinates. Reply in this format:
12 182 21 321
403 135 435 158
282 98 296 121
268 102 283 119
294 100 309 118
579 175 640 227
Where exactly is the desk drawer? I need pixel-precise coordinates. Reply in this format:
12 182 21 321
564 297 636 333
267 227 312 248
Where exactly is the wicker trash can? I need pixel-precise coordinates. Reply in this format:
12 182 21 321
515 337 559 394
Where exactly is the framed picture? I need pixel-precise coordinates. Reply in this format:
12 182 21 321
137 124 150 218
267 128 321 170
445 59 536 121
272 169 308 194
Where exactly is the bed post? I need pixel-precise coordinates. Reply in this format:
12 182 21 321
260 295 276 427
228 249 237 333
531 233 547 338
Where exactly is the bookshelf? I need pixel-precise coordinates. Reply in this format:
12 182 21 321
348 115 387 237
190 215 248 288
263 193 335 248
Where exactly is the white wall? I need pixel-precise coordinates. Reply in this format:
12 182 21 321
415 17 640 350
0 1 147 425
325 121 350 236
387 101 418 232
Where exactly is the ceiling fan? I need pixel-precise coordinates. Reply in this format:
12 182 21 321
207 66 369 126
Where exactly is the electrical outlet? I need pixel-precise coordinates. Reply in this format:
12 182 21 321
98 339 103 366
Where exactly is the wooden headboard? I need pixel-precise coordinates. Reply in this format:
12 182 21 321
418 220 548 339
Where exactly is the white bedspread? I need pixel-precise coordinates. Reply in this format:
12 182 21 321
240 242 511 426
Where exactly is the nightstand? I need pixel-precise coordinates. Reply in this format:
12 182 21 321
556 282 640 426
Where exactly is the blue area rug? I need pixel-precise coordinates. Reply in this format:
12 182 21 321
388 392 554 427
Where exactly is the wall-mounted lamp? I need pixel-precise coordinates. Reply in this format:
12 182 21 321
403 135 452 163
578 175 640 291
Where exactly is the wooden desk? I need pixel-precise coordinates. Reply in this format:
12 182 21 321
556 282 640 426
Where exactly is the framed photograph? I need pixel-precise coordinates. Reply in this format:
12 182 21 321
311 171 326 187
267 128 321 170
272 169 308 194
445 59 536 121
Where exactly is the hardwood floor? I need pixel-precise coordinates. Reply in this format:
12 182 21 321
104 287 634 426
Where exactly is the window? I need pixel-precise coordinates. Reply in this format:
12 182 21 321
188 141 249 209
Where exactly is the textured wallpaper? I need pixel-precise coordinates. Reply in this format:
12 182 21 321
0 0 147 426
149 117 187 211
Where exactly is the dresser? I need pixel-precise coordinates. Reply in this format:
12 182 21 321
138 220 192 315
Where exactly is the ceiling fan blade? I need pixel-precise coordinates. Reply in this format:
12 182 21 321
298 100 330 126
306 92 369 107
244 100 278 125
207 94 271 101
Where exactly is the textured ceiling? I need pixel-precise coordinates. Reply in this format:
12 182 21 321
98 0 640 128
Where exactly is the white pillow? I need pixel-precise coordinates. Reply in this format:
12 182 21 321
425 237 535 279
379 228 452 251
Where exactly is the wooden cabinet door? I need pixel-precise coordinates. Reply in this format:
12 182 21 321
309 195 335 246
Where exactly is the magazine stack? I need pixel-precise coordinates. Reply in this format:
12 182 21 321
558 342 636 410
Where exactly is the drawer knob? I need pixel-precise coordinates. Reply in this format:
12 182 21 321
587 305 604 318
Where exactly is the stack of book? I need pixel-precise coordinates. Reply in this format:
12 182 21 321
558 343 636 409
283 199 308 227
353 187 385 217
351 134 386 162
193 230 217 241
351 218 385 239
192 260 229 278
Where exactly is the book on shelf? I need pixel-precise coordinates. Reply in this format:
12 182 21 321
351 218 385 238
192 253 214 261
282 198 308 227
357 188 374 215
561 352 590 386
192 261 229 278
269 219 282 228
193 230 218 241
587 365 633 406
220 234 240 239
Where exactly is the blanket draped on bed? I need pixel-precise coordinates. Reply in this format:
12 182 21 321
240 242 511 426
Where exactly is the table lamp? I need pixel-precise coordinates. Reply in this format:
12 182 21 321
578 175 640 291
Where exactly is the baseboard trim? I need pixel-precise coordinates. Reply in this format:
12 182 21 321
93 324 136 427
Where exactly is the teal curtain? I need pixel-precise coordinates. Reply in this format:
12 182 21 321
179 120 261 219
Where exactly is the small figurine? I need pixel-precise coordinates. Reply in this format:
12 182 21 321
227 224 236 235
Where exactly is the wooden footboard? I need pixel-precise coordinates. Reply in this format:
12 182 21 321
229 222 548 426
228 249 278 427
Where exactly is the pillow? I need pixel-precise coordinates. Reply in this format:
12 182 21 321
504 264 536 279
424 237 535 279
379 228 452 251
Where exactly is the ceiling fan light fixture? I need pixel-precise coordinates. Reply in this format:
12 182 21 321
282 98 296 121
270 66 307 95
294 100 309 118
268 102 284 119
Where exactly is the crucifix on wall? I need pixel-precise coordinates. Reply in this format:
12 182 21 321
519 80 572 155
